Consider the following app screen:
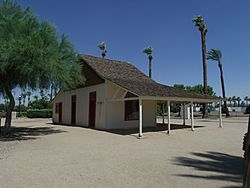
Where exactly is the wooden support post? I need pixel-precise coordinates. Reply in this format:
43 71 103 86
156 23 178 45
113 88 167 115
191 102 194 131
167 100 171 134
139 99 143 138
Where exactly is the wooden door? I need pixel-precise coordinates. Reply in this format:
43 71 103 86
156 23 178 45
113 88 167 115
71 95 76 124
58 103 62 123
89 92 96 128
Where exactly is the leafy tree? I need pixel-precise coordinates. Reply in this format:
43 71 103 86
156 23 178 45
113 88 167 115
98 42 107 58
0 1 84 133
173 84 185 89
29 99 51 109
21 92 27 106
207 49 229 117
143 47 153 78
193 15 209 118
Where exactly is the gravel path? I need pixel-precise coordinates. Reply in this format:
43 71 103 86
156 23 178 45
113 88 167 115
0 117 248 188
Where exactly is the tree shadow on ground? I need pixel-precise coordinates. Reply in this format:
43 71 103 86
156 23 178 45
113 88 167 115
0 126 66 142
174 151 244 187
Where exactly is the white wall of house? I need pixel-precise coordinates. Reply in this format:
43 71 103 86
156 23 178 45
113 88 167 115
52 84 106 129
53 81 157 130
105 81 156 129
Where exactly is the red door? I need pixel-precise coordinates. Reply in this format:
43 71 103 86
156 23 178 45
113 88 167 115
71 95 76 124
89 92 96 128
58 103 62 123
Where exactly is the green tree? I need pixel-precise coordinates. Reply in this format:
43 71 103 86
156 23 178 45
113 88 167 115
0 1 84 133
193 15 209 118
98 42 107 58
173 84 185 89
207 49 229 117
143 47 153 79
21 92 27 106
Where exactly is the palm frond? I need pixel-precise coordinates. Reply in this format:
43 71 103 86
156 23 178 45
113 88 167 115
192 15 204 27
98 42 106 51
143 47 153 55
207 48 222 62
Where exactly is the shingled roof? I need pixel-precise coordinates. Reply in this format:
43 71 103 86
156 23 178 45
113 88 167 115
80 54 219 101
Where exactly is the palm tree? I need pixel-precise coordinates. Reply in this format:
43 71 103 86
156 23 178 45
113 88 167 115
207 49 229 117
143 47 153 78
232 96 237 107
193 15 208 118
245 96 249 106
228 97 232 107
98 42 107 58
26 91 31 105
237 97 241 107
21 92 27 106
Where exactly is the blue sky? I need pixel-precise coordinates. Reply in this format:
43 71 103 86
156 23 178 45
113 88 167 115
10 0 250 101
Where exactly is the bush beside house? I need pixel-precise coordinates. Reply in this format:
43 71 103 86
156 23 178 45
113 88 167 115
27 109 52 118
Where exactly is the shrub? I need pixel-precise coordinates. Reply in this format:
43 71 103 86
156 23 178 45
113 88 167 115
246 106 250 114
14 104 28 112
29 99 52 110
17 112 27 117
27 109 52 118
0 111 5 118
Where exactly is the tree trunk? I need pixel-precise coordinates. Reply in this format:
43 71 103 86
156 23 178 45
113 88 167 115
149 56 152 79
4 87 15 134
200 29 208 118
218 63 230 117
50 85 53 101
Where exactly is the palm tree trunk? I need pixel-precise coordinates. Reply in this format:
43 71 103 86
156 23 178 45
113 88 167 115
219 63 230 117
201 29 208 118
4 87 15 134
149 56 152 79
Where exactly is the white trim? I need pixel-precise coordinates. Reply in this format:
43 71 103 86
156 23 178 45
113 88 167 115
182 103 186 126
141 96 220 103
139 98 143 137
191 102 194 131
122 91 127 98
112 87 121 100
167 100 171 134
108 97 139 102
219 100 223 128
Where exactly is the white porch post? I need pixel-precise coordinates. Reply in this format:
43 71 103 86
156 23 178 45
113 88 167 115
167 100 171 134
162 103 165 125
139 98 143 137
219 100 223 128
183 103 186 126
191 102 194 131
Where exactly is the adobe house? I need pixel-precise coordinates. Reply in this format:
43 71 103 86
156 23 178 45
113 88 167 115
52 54 221 137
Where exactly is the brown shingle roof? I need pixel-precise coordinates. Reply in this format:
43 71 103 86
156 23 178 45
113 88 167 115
80 54 219 101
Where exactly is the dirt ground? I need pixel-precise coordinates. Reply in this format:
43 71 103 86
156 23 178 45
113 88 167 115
0 117 248 188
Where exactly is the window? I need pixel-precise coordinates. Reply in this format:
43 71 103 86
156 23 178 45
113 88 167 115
125 100 139 121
